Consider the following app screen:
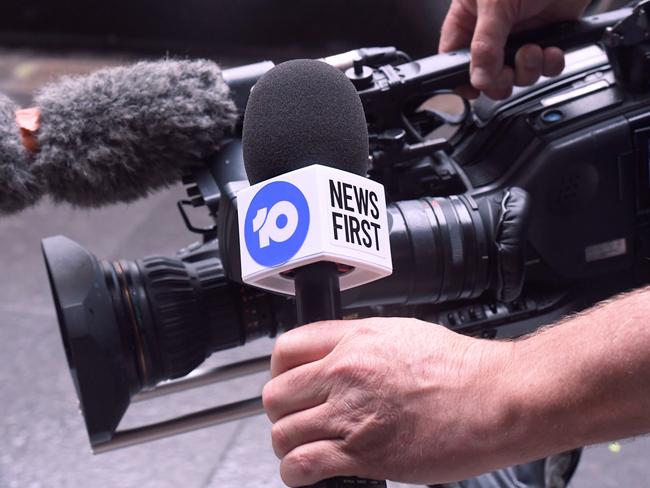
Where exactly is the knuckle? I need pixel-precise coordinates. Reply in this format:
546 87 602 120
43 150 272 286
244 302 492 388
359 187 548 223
282 450 317 485
516 72 538 87
272 333 293 363
329 354 363 382
483 0 501 9
482 0 509 15
471 40 500 65
271 422 291 457
262 381 280 419
353 322 376 336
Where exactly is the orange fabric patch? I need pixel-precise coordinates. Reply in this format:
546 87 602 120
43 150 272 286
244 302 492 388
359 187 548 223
15 107 41 154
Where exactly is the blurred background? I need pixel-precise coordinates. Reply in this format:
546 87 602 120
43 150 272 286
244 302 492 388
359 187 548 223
0 1 647 487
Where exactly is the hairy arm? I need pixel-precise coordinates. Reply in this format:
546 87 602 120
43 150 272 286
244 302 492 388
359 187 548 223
263 287 650 486
508 287 650 459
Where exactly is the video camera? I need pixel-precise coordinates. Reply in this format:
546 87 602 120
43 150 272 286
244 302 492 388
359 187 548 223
41 1 650 454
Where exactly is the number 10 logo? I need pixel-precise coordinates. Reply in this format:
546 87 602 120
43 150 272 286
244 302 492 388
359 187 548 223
252 201 299 249
244 181 310 267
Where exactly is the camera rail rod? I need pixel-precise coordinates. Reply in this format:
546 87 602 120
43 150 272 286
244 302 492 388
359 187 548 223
93 397 265 454
93 356 271 454
132 355 270 402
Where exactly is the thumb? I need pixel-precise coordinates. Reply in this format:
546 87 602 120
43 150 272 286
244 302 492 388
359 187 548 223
470 1 515 90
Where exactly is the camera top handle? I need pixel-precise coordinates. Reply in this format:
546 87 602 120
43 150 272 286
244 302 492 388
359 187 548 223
358 6 632 135
604 0 650 91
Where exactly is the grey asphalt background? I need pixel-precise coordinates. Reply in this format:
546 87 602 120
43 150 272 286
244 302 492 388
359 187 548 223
0 44 649 487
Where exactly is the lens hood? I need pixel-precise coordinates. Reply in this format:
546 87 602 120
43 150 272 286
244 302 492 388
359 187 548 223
42 236 132 446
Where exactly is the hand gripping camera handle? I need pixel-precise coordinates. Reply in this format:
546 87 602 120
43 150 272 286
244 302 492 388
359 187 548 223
504 7 633 67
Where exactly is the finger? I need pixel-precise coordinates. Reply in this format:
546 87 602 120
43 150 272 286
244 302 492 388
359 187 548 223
272 402 341 459
263 359 330 423
542 47 565 78
455 84 481 100
514 44 543 87
484 66 515 100
280 440 358 488
470 1 515 90
439 2 476 53
270 320 349 378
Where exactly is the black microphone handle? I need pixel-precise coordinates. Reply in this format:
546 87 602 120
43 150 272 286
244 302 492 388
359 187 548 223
307 479 388 488
295 262 342 325
294 262 387 488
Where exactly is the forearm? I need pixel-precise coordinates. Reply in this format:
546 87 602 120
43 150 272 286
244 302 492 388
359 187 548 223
263 289 650 485
505 287 650 459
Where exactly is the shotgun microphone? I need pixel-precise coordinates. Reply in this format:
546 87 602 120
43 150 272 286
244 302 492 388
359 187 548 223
0 59 238 214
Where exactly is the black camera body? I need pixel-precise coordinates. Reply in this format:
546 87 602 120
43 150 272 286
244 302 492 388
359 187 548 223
213 43 650 337
436 44 650 334
42 2 650 451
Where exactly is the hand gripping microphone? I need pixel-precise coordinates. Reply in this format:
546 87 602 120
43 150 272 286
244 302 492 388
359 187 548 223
239 60 391 487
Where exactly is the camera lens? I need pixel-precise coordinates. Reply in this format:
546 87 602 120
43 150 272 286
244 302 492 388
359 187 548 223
102 254 239 388
343 195 491 307
343 188 530 308
42 236 290 445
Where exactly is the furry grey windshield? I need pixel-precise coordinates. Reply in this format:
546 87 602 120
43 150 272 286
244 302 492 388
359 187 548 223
31 59 237 207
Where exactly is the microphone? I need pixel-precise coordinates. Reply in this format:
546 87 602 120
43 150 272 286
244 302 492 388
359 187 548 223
238 59 391 487
32 59 238 207
0 59 237 213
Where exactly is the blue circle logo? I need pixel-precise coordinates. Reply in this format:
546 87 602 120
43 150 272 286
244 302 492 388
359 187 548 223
244 181 310 267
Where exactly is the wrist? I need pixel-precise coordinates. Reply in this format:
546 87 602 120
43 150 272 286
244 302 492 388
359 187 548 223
457 331 585 471
502 331 585 460
459 337 526 463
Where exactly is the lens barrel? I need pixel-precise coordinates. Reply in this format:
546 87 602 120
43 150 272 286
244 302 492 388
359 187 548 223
343 195 493 307
102 254 235 389
42 236 289 445
344 189 530 307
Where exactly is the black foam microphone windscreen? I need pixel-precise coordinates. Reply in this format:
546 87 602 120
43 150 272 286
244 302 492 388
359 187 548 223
242 59 369 184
